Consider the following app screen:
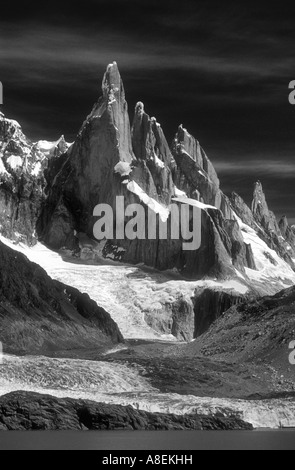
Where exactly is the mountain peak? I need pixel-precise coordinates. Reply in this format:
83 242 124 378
252 180 266 205
135 102 145 116
254 180 263 191
102 61 124 103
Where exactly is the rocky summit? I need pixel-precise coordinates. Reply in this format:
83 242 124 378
36 62 295 286
0 112 70 245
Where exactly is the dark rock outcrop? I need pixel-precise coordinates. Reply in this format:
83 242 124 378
229 192 258 230
172 125 221 207
187 285 295 373
252 181 279 235
279 215 295 250
131 102 176 205
38 62 135 247
0 391 253 431
0 240 123 354
223 219 256 272
193 288 248 337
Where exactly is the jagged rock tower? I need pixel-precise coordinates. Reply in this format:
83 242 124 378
37 62 295 281
38 62 259 279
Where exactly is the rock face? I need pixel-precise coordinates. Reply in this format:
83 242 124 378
131 101 175 205
193 288 248 337
36 136 71 159
0 113 47 244
172 124 221 207
0 240 123 354
143 295 195 342
38 62 135 246
230 192 258 230
252 181 278 233
230 182 295 266
38 63 257 280
0 113 70 245
279 215 295 249
0 391 253 431
187 285 295 368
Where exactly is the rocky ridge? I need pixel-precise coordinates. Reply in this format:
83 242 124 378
0 239 123 354
37 62 295 286
0 112 70 245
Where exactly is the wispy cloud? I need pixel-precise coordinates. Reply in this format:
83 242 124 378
215 160 295 179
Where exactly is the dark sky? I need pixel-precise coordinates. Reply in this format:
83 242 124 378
1 0 295 222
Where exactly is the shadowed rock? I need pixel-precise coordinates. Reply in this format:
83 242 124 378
0 391 253 431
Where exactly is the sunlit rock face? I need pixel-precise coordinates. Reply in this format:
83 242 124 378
38 62 134 249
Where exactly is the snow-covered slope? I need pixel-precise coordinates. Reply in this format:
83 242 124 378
0 235 250 340
235 215 295 294
1 231 292 343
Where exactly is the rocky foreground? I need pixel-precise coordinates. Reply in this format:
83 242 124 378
106 286 295 400
0 391 252 431
0 240 123 354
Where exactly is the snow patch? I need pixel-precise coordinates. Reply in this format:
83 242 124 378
114 161 132 177
31 162 42 176
127 180 170 222
172 196 217 211
6 155 23 169
154 153 165 169
234 215 295 290
174 187 187 198
37 140 56 151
